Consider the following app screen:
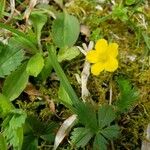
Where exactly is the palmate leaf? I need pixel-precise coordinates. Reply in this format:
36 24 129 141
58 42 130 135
70 127 94 148
0 42 25 78
115 77 139 113
75 102 98 133
2 109 27 150
25 115 57 136
24 115 57 149
101 125 120 140
22 135 38 150
98 105 116 129
93 134 108 150
92 105 119 150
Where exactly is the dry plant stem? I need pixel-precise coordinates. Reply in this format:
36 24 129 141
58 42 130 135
109 83 113 105
111 141 115 150
6 0 15 22
53 0 64 9
81 61 90 102
23 0 38 21
81 41 94 102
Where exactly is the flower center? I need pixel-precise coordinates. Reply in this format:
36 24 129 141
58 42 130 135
98 53 108 63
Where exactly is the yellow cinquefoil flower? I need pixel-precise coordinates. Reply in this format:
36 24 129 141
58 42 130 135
86 39 118 75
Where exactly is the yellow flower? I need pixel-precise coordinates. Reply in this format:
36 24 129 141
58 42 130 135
86 39 118 75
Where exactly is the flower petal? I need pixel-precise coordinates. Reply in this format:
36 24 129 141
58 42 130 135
108 43 118 57
86 50 99 63
105 57 118 72
95 39 108 53
91 62 105 75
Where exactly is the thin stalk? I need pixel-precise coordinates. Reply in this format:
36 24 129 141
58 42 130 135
48 45 80 107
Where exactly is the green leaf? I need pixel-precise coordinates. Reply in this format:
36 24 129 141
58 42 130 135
101 125 120 140
98 105 116 129
115 77 139 113
112 5 128 22
0 42 25 77
58 84 73 106
30 11 47 50
57 46 80 62
0 23 38 54
0 93 14 118
125 0 136 5
2 63 29 101
142 32 150 52
93 134 107 150
48 45 79 106
70 127 94 148
75 102 98 132
9 35 37 54
26 53 44 77
22 135 38 150
2 109 27 150
52 11 80 48
0 0 6 18
25 115 58 137
0 133 7 150
39 55 52 81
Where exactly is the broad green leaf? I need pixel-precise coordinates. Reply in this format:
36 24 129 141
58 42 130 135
30 11 47 50
22 135 38 150
57 46 80 62
0 42 25 77
26 53 44 77
2 109 27 150
0 23 38 54
101 125 120 140
0 93 14 118
115 77 139 113
71 127 94 148
0 133 7 150
2 63 29 101
52 11 80 48
98 105 116 129
58 84 73 106
93 134 107 150
0 0 6 18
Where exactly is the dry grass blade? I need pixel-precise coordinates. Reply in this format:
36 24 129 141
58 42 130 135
53 115 77 150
